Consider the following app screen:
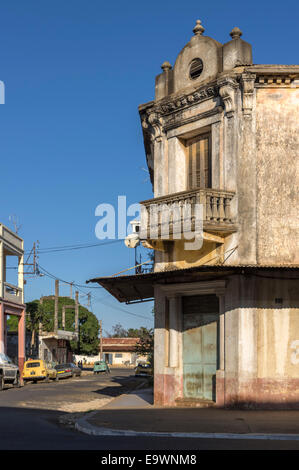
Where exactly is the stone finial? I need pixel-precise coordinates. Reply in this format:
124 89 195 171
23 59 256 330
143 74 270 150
193 19 205 36
230 27 242 39
161 61 172 71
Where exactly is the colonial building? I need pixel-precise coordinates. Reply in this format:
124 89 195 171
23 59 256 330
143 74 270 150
89 20 299 408
0 224 26 374
102 338 147 366
75 338 147 366
36 293 78 364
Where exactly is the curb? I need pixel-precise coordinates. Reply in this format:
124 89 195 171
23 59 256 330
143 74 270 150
74 385 299 441
74 416 299 441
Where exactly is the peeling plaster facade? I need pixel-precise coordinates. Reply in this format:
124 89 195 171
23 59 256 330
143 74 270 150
138 21 299 408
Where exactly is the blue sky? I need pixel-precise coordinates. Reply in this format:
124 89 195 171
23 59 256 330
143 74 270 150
0 1 297 333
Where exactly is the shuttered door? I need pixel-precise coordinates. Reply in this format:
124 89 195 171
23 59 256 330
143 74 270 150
187 134 211 189
182 295 219 401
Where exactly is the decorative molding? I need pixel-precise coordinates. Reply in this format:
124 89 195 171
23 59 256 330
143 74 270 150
141 84 218 140
255 75 299 87
155 85 218 116
142 112 164 143
241 73 256 116
164 106 222 132
218 78 238 117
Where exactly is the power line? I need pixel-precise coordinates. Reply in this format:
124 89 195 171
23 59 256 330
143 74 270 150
24 239 122 255
97 299 153 321
37 264 153 321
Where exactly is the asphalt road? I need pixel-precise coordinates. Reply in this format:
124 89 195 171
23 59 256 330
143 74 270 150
0 369 299 451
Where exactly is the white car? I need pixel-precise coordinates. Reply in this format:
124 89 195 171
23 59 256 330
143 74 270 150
0 353 21 390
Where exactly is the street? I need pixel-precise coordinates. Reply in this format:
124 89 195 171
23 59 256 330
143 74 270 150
0 368 299 450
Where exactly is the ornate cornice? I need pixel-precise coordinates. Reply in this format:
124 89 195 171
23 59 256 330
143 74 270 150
154 84 218 116
256 75 298 86
140 84 219 139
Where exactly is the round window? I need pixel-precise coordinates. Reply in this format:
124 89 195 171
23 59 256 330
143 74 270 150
189 58 203 80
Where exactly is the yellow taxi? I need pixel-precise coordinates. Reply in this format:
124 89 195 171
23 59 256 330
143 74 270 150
135 361 153 377
23 359 58 383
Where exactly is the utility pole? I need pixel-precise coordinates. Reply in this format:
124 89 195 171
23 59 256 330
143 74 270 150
54 279 59 334
39 297 43 335
38 297 43 359
87 292 91 309
100 320 103 360
62 306 66 330
23 242 39 275
70 282 74 299
75 291 79 336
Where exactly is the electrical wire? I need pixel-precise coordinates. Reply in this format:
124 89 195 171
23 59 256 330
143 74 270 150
37 264 153 321
25 239 122 255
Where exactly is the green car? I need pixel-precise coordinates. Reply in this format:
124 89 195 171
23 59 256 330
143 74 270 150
93 361 110 375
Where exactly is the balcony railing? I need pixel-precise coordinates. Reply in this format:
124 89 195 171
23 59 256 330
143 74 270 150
140 188 236 240
3 282 23 304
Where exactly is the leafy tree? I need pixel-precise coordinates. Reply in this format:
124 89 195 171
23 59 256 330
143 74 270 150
126 328 140 338
7 296 100 355
134 328 154 366
106 324 153 341
6 315 18 331
105 323 154 365
73 305 100 355
106 323 128 338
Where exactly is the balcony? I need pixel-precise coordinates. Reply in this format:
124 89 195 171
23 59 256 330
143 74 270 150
3 282 23 304
140 188 237 242
0 223 24 305
41 330 79 341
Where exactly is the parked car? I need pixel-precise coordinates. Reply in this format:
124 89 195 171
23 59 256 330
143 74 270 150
23 359 58 383
135 361 152 377
54 363 73 379
93 361 110 375
0 353 21 390
68 363 82 377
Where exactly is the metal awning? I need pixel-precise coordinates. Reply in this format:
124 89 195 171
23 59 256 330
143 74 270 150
87 265 299 304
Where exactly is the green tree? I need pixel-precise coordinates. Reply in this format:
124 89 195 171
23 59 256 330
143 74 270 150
106 324 154 341
73 305 100 355
106 324 154 365
106 323 128 338
7 296 100 355
134 328 154 366
126 328 140 338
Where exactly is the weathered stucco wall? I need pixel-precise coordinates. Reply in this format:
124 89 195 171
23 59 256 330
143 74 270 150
153 286 183 406
224 274 299 408
153 274 299 408
256 87 299 264
139 19 299 410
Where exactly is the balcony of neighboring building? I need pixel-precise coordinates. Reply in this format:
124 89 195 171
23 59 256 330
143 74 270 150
0 223 24 305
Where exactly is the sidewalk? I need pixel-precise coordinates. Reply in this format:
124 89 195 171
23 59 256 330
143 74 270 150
75 388 299 439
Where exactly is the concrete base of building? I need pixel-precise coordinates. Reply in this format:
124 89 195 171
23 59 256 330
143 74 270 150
175 398 216 408
154 373 299 410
